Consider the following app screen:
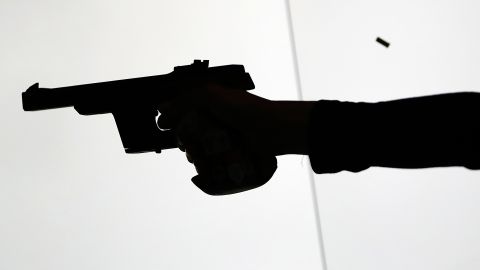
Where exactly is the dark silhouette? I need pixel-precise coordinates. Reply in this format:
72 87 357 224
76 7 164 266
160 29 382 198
376 37 390 48
308 92 479 174
22 60 276 195
22 60 480 195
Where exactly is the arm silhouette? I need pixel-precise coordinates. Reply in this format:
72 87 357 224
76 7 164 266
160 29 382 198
158 86 479 193
308 92 480 173
160 86 479 172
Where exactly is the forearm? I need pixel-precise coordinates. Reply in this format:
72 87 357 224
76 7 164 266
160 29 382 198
307 92 480 173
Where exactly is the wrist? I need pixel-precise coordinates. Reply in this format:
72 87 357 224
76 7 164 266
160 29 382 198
268 100 315 156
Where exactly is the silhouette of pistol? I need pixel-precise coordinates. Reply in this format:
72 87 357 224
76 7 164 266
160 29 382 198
21 60 277 195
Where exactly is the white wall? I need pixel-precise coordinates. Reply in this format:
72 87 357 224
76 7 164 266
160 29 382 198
0 1 323 269
290 0 480 269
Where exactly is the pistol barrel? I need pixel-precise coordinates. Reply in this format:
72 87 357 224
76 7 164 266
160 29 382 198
22 83 77 111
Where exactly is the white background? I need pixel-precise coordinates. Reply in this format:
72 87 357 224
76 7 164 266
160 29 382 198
0 1 322 269
290 0 480 269
1 0 480 270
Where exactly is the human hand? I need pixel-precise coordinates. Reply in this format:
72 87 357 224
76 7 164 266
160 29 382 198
157 83 313 194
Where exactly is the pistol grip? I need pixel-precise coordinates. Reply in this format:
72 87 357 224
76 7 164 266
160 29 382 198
177 112 277 195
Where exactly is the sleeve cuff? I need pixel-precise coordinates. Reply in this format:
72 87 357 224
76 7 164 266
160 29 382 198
307 100 373 174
